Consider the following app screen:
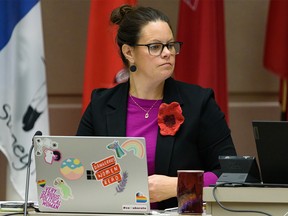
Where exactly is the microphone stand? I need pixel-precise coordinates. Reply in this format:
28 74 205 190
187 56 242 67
24 131 42 216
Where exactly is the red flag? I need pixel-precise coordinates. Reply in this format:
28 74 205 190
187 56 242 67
263 0 288 120
264 0 288 80
174 0 228 120
82 0 136 112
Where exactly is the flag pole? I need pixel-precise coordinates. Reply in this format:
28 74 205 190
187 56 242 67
281 79 287 121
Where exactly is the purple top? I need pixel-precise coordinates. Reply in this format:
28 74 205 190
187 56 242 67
126 95 161 176
126 95 218 186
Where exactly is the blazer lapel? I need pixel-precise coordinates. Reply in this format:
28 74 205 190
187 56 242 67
106 82 129 136
155 78 183 175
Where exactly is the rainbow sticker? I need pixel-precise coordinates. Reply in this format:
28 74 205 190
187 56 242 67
136 192 148 203
121 140 145 159
37 179 46 188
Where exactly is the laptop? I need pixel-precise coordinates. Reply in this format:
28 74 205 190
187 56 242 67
33 135 151 214
252 120 288 186
216 121 288 188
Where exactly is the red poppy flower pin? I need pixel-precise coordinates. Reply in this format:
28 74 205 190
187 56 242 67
158 102 185 136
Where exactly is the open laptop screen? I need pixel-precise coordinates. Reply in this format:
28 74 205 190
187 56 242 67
252 120 288 185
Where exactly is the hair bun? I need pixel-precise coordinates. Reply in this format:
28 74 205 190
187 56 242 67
110 4 133 25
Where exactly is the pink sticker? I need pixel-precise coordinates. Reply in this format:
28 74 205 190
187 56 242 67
44 149 61 164
40 186 61 209
44 149 56 164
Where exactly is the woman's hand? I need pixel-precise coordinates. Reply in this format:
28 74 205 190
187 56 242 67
148 174 177 203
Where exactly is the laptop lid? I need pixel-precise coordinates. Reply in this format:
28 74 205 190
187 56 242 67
252 120 288 185
33 135 150 214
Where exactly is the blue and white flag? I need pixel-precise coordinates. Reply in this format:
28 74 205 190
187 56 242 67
0 0 49 200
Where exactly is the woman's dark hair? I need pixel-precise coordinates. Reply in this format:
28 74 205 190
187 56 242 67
110 5 172 67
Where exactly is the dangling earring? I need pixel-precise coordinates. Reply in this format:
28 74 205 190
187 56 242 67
129 65 137 72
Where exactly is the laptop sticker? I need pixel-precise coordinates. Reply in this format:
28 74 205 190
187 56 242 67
135 192 148 203
91 155 116 171
102 173 122 186
91 155 123 187
121 139 145 159
39 186 62 210
107 140 126 158
35 137 58 156
37 179 46 188
60 158 84 180
122 205 148 212
53 177 74 200
96 164 121 181
116 171 128 193
44 149 61 164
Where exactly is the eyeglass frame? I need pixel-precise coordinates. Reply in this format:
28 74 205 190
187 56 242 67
132 41 183 56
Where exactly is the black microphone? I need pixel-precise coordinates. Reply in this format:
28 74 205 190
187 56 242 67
24 130 42 216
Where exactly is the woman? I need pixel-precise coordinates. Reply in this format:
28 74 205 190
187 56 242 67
77 5 237 209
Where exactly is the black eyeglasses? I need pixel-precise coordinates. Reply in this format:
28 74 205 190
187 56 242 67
133 41 183 56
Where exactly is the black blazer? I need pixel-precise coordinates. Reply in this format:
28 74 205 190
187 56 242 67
77 77 237 209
